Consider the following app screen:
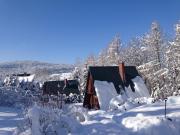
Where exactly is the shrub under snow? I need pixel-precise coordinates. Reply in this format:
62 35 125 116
27 103 88 135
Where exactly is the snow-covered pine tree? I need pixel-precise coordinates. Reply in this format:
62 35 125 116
150 22 163 66
98 48 107 66
122 38 144 66
142 21 163 67
80 63 88 94
79 54 97 93
73 58 83 80
166 21 180 95
138 22 166 99
106 35 121 65
86 54 97 66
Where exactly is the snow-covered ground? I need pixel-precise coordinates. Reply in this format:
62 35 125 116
50 72 73 80
82 97 180 135
81 77 180 135
26 96 180 135
60 73 73 80
22 76 180 135
0 107 24 135
1 76 180 135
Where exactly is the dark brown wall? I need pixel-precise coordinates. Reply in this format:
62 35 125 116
83 74 100 109
43 80 80 96
119 62 126 82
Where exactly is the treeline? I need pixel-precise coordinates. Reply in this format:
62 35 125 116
76 20 180 100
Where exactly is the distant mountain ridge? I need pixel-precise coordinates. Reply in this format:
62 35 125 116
0 61 74 81
0 60 72 68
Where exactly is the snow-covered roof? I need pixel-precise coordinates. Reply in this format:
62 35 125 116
94 76 150 110
94 81 118 110
18 74 35 83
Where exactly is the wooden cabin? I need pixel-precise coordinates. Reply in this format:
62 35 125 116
83 63 141 109
43 79 80 96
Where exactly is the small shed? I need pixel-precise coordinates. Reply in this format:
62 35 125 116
83 63 141 109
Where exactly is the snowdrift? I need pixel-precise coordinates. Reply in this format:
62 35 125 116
23 96 180 135
167 96 180 104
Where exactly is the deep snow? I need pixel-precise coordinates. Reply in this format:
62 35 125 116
26 96 180 135
0 107 24 135
1 76 180 135
82 97 180 135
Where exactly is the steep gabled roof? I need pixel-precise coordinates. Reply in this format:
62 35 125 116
88 66 140 93
125 66 140 92
17 73 31 77
64 80 80 95
43 80 80 96
89 66 123 94
125 66 140 79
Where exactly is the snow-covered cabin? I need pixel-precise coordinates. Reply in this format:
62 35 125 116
83 63 149 109
43 79 80 96
17 73 35 83
4 73 35 86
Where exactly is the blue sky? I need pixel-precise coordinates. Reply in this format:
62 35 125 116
0 0 180 64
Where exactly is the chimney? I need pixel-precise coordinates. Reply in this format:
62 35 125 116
119 62 126 82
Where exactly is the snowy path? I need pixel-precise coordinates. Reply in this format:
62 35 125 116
0 107 23 135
